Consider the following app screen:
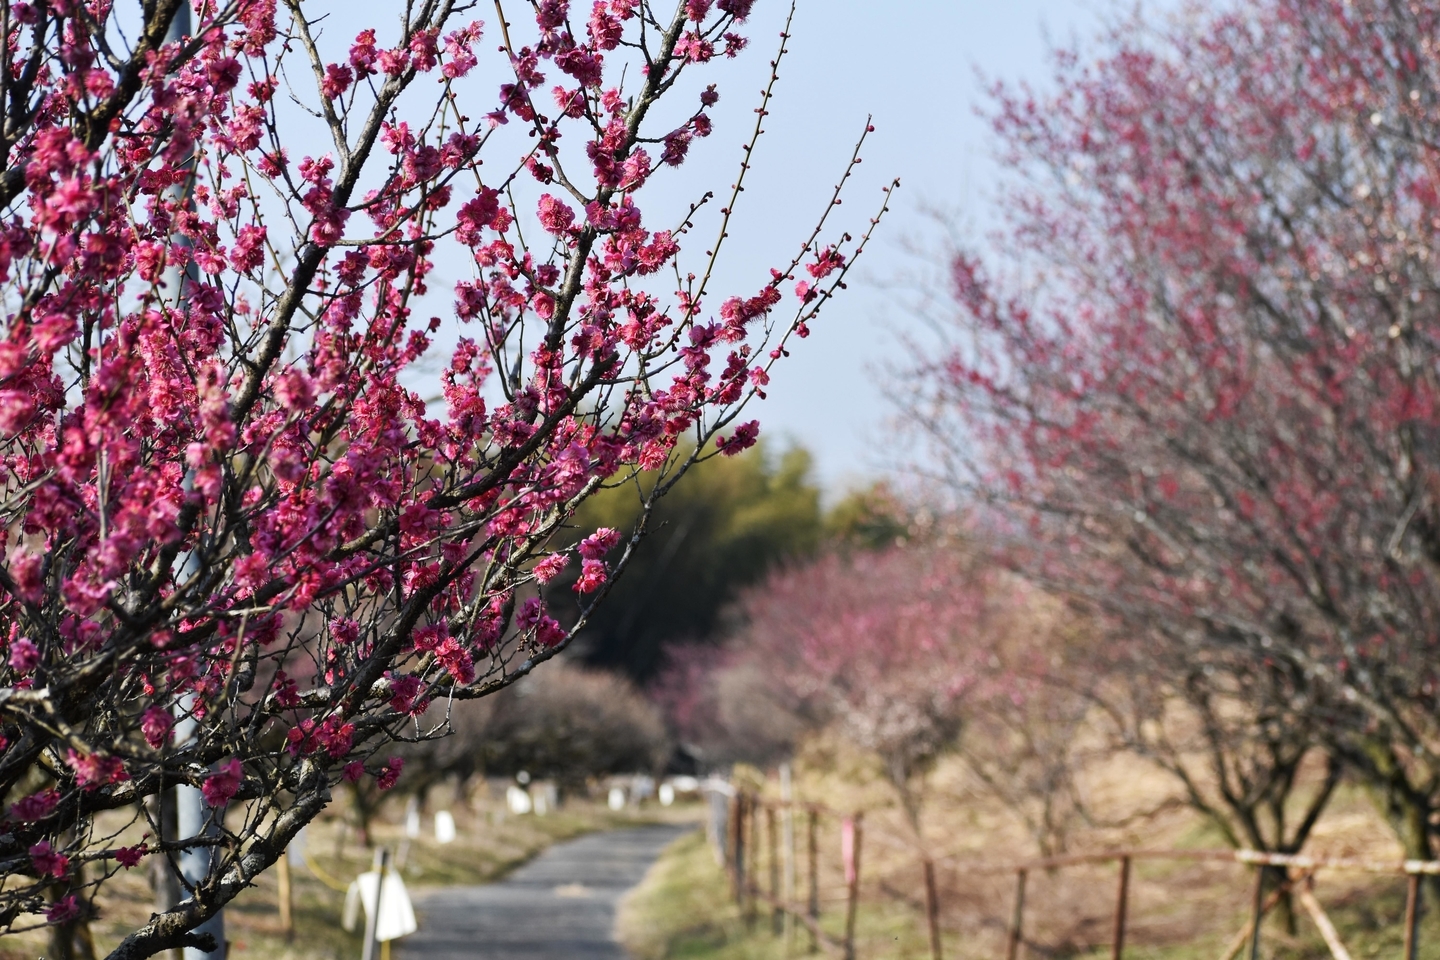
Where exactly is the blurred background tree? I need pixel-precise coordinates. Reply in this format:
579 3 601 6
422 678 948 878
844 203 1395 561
821 480 912 551
557 443 826 681
378 448 910 804
389 661 670 803
459 662 670 795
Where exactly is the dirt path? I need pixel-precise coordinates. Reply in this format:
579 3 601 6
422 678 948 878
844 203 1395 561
396 823 692 959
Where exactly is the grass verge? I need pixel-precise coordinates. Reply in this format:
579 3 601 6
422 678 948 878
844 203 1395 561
618 829 933 960
2 798 687 960
617 785 1440 960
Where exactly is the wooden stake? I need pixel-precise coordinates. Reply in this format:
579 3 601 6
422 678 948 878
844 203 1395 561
1006 869 1027 960
277 850 294 940
360 847 388 960
731 794 746 904
1248 865 1265 960
843 815 864 960
782 766 796 952
1112 855 1131 960
1404 874 1421 960
1216 869 1310 960
770 805 782 935
923 858 942 960
808 809 820 955
746 795 759 930
1296 875 1352 960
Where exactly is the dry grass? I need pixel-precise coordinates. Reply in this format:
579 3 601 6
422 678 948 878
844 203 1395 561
620 732 1440 960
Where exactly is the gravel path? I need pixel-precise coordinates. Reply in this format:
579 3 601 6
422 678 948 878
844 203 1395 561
397 823 692 959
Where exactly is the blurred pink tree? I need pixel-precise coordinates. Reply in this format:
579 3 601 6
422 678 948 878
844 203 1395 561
692 546 1015 828
911 0 1440 865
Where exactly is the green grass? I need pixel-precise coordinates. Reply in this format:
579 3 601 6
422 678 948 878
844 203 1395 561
618 831 1440 960
617 829 787 960
0 799 686 960
617 830 934 960
221 801 693 960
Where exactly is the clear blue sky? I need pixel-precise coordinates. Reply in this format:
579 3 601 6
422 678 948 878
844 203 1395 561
338 0 1143 492
620 0 1132 493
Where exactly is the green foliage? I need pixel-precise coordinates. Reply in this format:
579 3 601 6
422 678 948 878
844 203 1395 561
562 443 824 680
823 481 910 551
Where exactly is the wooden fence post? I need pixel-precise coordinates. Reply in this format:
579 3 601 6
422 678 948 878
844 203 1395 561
783 766 797 952
843 814 864 960
277 849 294 940
731 793 745 904
1296 874 1354 960
1404 873 1421 960
1006 869 1027 960
1248 865 1265 960
923 857 943 960
1111 855 1131 960
360 847 388 960
746 794 759 930
770 805 782 935
808 809 820 955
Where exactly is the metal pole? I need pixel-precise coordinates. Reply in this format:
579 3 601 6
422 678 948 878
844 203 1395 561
709 786 730 868
159 0 200 310
923 858 943 960
163 8 220 954
1248 865 1265 960
1404 874 1421 960
808 809 819 955
1111 855 1131 960
1006 869 1027 960
145 789 183 960
360 848 388 960
176 693 224 960
843 815 864 960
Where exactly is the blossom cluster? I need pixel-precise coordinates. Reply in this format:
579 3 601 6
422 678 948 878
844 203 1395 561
0 0 884 948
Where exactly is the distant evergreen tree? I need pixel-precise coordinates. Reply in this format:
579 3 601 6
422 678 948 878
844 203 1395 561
558 444 823 680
